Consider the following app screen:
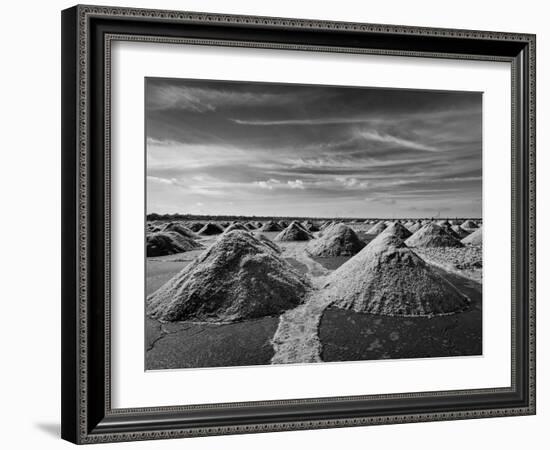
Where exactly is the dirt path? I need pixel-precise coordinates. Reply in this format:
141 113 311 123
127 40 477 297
271 244 334 364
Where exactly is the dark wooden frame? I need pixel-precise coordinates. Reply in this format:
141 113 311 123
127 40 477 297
61 4 536 444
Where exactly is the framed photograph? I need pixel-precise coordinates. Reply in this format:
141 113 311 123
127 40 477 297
61 5 536 444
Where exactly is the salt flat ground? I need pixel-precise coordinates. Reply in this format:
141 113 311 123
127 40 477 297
145 225 482 370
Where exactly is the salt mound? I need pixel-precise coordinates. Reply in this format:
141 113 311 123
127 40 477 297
274 222 313 241
162 222 197 238
260 220 283 232
461 220 479 231
245 222 257 230
438 222 460 239
305 223 365 257
381 222 412 240
147 230 310 322
461 227 482 245
326 233 469 316
405 223 464 248
451 225 470 239
198 222 224 235
278 220 288 228
407 222 422 233
146 231 202 257
223 222 249 234
367 221 387 235
189 222 204 232
304 221 320 232
437 219 451 227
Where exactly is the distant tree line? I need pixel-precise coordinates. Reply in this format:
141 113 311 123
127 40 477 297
146 213 480 222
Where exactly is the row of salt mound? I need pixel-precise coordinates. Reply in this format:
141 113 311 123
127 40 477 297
305 223 365 257
146 230 310 322
146 231 203 257
326 233 469 316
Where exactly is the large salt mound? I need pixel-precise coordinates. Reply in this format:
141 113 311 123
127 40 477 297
367 221 387 235
326 233 469 316
147 230 310 322
198 222 224 235
381 222 412 240
461 227 482 245
405 223 464 248
162 222 197 239
146 231 202 257
260 220 283 232
305 223 365 257
274 222 313 241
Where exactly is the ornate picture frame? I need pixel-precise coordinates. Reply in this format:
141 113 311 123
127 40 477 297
61 5 536 444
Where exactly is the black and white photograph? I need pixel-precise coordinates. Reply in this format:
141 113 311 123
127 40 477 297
144 78 483 370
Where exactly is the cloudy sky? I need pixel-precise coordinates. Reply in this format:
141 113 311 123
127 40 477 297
146 78 482 218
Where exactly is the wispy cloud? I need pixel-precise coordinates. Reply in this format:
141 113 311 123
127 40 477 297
146 78 482 217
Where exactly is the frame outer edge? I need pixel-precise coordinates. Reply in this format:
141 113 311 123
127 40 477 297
61 5 80 445
66 5 537 444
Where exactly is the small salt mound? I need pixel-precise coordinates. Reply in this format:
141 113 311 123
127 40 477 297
326 233 469 316
223 222 249 234
461 227 482 245
189 222 204 232
260 220 283 232
245 222 257 230
437 219 451 227
451 225 470 239
438 222 460 239
274 222 313 241
407 222 422 233
405 223 464 248
162 222 197 239
146 231 202 257
278 220 288 228
367 221 387 235
304 222 320 232
147 230 310 322
460 219 479 231
381 221 412 240
198 222 224 235
305 223 365 257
